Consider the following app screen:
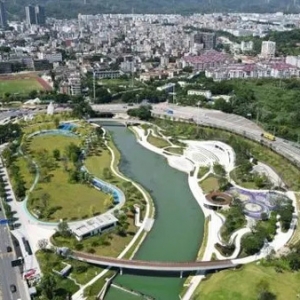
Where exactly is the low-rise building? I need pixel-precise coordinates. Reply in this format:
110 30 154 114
187 90 212 99
70 213 118 241
94 69 121 79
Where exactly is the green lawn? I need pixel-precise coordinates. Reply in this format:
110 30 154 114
84 270 115 300
199 175 219 193
99 78 131 86
0 78 43 96
27 135 108 221
147 134 170 148
230 169 257 189
164 146 184 155
194 264 300 300
198 167 210 179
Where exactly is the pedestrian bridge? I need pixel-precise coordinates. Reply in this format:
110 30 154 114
71 251 237 273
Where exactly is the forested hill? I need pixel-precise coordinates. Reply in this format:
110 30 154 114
6 0 300 20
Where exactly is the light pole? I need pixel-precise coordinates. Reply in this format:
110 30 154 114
197 101 201 127
93 71 96 103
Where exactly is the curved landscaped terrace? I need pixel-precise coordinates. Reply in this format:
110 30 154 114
205 191 233 206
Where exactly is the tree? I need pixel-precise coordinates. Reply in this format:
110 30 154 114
54 117 60 128
39 274 57 299
241 234 264 255
29 90 38 99
37 239 48 250
127 106 152 120
40 192 50 209
104 195 114 208
258 291 277 300
53 149 60 161
89 205 95 217
103 167 112 180
57 221 71 238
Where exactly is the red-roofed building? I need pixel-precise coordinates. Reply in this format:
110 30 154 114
181 50 233 71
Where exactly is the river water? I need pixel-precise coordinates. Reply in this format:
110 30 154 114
102 125 204 300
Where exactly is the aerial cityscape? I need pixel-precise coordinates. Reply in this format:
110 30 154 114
0 1 299 300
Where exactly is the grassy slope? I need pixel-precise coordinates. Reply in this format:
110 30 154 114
199 175 219 193
195 264 300 300
147 134 170 148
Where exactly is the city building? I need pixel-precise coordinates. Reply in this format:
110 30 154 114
261 41 276 58
0 1 7 29
241 41 254 52
193 32 216 50
94 69 121 79
35 5 46 25
182 50 232 71
25 5 46 25
38 52 63 63
25 5 36 25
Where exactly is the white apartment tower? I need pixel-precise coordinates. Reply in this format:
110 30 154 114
261 41 276 58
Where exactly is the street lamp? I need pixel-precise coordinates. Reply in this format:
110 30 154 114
93 70 96 103
197 101 201 127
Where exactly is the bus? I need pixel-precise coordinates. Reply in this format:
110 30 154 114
261 132 276 141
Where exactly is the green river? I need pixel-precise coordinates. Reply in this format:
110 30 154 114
102 125 204 300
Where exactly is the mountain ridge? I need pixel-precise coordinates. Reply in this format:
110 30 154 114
4 0 300 20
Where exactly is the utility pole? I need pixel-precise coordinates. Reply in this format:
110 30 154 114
131 63 134 88
173 84 176 104
93 71 96 102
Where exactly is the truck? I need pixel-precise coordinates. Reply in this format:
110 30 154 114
261 132 276 141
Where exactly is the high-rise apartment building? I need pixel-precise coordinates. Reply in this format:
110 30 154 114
35 5 45 25
25 5 46 25
25 5 36 25
193 32 216 50
261 41 276 58
0 1 7 29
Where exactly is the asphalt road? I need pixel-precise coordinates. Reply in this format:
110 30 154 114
0 206 24 300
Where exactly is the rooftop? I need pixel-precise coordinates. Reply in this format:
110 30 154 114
70 213 118 237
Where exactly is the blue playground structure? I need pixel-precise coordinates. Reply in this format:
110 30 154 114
91 178 122 204
58 123 78 131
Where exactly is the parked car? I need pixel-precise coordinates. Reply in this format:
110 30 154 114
7 246 12 252
10 284 16 293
